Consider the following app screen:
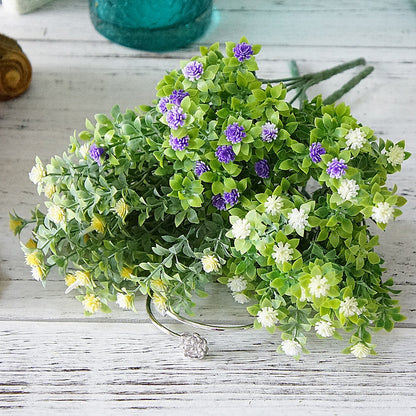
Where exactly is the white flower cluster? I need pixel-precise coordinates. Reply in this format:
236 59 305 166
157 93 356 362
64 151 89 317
315 320 335 337
287 208 309 233
308 275 330 298
257 306 278 328
345 128 367 150
351 342 371 358
338 178 359 201
231 218 251 239
272 242 293 264
201 255 220 273
386 145 405 166
227 276 250 304
29 163 46 184
264 195 283 215
339 296 361 317
371 202 394 224
281 340 302 357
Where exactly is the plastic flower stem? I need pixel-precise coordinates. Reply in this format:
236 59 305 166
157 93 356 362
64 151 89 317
289 60 308 108
259 57 366 85
323 66 374 104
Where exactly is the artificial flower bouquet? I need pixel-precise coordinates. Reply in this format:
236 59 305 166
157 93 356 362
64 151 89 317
11 38 410 359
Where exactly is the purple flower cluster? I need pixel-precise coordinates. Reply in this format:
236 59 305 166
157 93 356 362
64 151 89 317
261 122 278 142
212 194 226 211
224 189 239 206
89 143 107 166
233 42 254 62
158 90 189 114
194 161 209 177
255 159 270 178
225 122 246 144
182 61 204 81
327 158 347 179
212 189 240 210
215 145 236 164
166 106 187 130
169 134 189 151
309 142 326 163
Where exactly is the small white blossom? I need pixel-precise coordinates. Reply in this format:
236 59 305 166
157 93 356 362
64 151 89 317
227 276 247 292
272 242 293 264
386 145 405 166
308 275 330 298
345 128 366 150
339 296 361 317
257 306 278 328
116 292 134 310
264 195 284 215
31 266 44 281
29 163 46 184
79 144 90 159
351 342 371 359
287 208 309 233
231 218 251 240
232 292 250 304
371 202 394 224
201 255 220 273
47 204 65 224
315 320 335 337
338 178 359 201
281 340 302 357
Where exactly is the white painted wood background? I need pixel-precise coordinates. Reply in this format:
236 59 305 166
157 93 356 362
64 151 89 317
0 0 415 414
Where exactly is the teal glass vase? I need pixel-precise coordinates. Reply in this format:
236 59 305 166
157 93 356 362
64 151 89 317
89 0 213 52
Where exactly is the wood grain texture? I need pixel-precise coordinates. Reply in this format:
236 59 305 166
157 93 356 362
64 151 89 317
0 0 415 414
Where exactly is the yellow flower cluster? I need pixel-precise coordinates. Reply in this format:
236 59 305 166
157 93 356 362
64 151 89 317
82 294 101 314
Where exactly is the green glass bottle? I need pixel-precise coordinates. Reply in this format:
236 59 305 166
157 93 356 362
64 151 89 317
89 0 213 52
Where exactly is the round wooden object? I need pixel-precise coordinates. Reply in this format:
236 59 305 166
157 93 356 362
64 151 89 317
0 34 32 100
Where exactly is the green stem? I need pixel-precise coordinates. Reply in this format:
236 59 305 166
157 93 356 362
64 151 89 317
323 66 374 104
289 60 308 108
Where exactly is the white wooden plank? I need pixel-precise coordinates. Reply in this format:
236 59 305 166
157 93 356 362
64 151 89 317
0 322 415 415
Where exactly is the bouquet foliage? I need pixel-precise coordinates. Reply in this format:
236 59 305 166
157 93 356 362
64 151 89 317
11 38 410 359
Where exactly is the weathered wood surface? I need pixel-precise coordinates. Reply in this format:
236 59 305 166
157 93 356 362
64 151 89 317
0 0 415 414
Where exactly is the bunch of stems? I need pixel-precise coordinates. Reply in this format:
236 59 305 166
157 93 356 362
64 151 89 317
260 58 374 107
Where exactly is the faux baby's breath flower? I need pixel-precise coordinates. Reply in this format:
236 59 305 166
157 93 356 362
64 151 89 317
287 208 309 233
79 143 90 159
315 320 335 337
31 266 44 281
116 292 134 310
225 122 246 144
150 278 166 292
327 158 347 179
264 195 283 216
166 106 187 130
121 266 133 280
339 296 361 317
82 294 101 314
345 128 366 150
74 270 91 286
386 145 405 166
261 122 278 142
44 184 56 199
115 198 129 219
91 216 105 233
182 61 203 81
308 275 330 298
65 273 77 287
223 189 239 206
227 276 247 292
351 342 371 359
371 202 394 224
29 163 45 184
338 178 359 201
257 306 278 328
169 134 189 151
47 204 65 225
233 42 253 62
212 194 226 211
201 255 220 273
232 292 250 304
152 293 167 313
254 159 270 178
281 340 302 357
272 242 293 264
309 142 326 163
231 218 251 239
25 251 41 267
